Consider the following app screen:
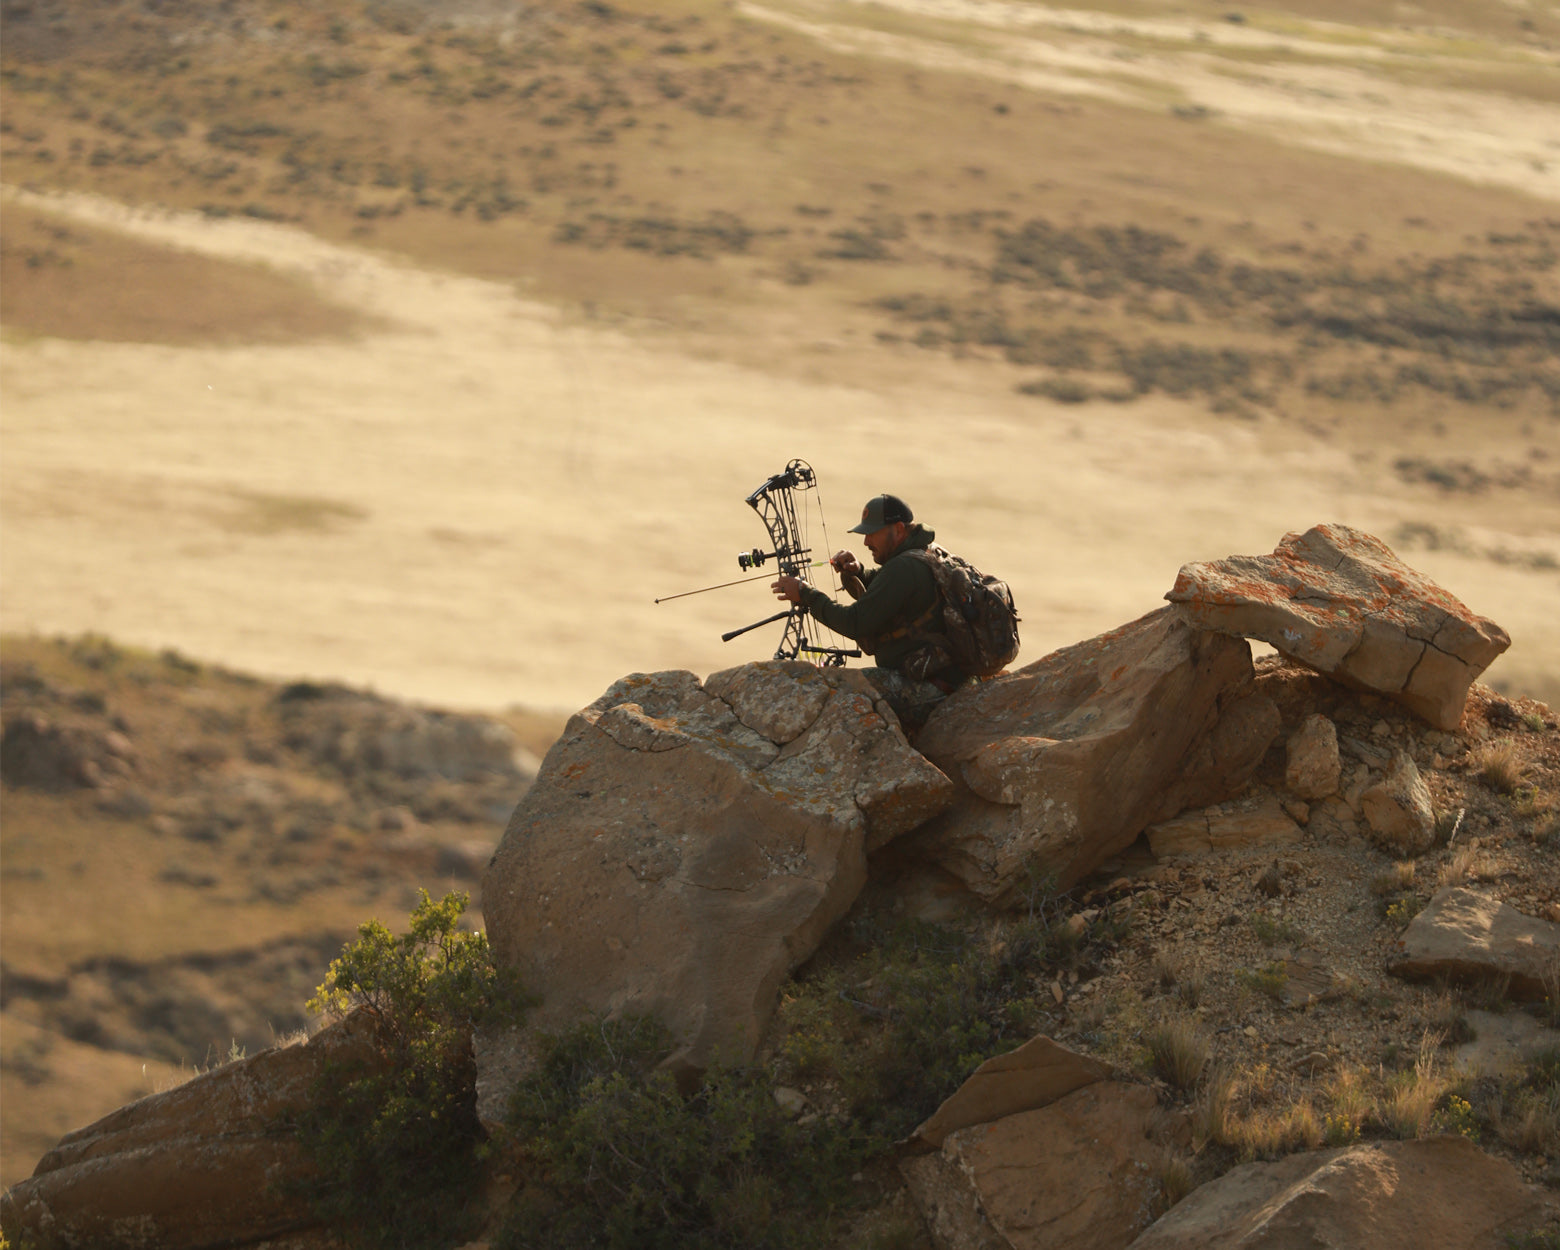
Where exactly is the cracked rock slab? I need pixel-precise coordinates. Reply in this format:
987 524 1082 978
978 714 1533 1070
1165 524 1509 730
481 663 953 1076
1145 790 1304 858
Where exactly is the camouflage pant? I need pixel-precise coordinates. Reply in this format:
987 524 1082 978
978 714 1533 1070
861 667 951 735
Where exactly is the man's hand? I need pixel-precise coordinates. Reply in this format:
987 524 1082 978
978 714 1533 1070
772 576 804 604
830 550 863 579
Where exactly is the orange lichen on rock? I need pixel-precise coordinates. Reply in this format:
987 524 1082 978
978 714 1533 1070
1166 524 1509 730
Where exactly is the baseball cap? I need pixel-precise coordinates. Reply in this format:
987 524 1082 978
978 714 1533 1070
848 494 914 534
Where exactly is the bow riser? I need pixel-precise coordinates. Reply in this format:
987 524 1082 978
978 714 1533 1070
726 459 860 667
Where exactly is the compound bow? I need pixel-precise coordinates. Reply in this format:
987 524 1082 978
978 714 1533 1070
719 460 860 666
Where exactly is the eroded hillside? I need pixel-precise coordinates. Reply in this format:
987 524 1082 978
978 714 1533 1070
0 633 561 1187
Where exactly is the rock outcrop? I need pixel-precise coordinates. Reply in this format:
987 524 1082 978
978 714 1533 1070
1388 887 1560 1000
1165 524 1510 730
276 683 529 781
1128 1136 1548 1249
481 663 954 1072
901 1081 1165 1250
0 711 135 790
0 1013 384 1250
910 609 1275 901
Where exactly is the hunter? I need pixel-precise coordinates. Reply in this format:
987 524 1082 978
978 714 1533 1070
771 493 960 731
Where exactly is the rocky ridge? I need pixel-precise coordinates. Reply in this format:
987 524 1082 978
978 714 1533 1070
5 528 1560 1249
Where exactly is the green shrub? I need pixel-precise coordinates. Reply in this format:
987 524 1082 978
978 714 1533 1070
292 890 527 1250
500 1017 868 1250
777 910 1056 1140
1250 913 1302 946
1018 376 1092 404
1432 1092 1479 1140
1240 962 1289 1002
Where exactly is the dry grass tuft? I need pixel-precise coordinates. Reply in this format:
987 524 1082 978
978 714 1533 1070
1437 846 1475 887
1381 1038 1448 1140
1494 1087 1560 1155
1282 1101 1324 1150
1177 968 1208 1010
1423 990 1477 1042
1153 949 1184 990
1158 1151 1197 1209
1192 1064 1236 1150
1146 1014 1211 1091
1371 861 1416 896
1226 1102 1323 1160
1437 845 1498 888
1472 740 1525 795
1324 1063 1374 1126
1155 952 1208 1008
1541 954 1560 1028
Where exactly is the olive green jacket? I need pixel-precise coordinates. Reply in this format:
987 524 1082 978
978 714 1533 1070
798 525 941 671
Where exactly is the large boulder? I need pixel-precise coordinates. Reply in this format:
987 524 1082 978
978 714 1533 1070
901 1081 1166 1250
1165 523 1510 730
1388 887 1560 1000
1128 1136 1549 1249
481 663 954 1073
910 609 1274 902
0 1013 384 1250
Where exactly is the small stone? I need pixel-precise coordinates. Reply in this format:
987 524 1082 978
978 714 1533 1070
773 1087 808 1117
1362 751 1436 856
1284 714 1340 800
1371 720 1391 738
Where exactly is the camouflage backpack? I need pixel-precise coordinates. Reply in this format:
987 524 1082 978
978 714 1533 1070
903 544 1021 678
